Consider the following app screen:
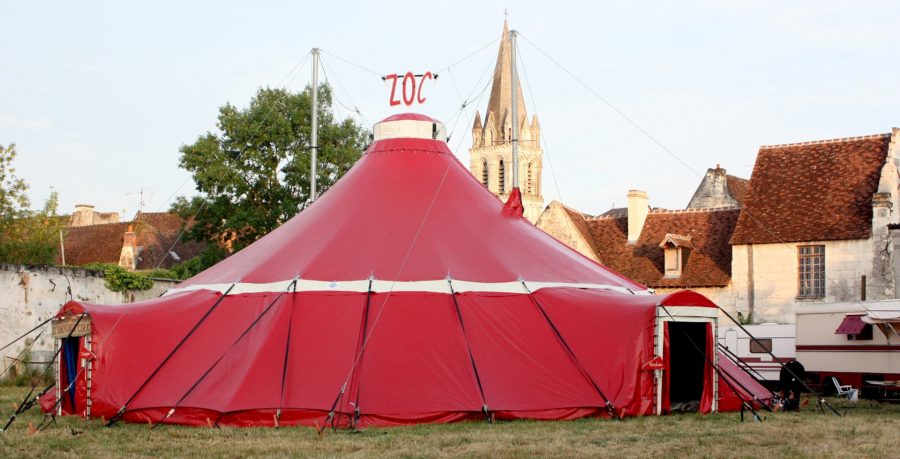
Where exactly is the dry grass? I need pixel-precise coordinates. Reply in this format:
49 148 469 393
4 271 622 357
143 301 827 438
1 387 897 458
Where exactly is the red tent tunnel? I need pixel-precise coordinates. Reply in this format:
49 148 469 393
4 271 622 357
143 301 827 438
42 114 769 427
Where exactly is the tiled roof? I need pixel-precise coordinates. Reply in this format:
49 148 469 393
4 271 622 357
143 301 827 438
560 204 600 258
62 222 130 266
730 134 891 245
659 233 694 249
60 212 204 270
726 175 749 205
581 208 740 288
132 212 204 269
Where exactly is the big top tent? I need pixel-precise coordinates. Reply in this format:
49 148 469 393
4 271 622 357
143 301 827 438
40 113 771 428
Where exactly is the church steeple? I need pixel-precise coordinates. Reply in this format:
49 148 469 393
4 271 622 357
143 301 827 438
484 20 528 141
469 20 544 224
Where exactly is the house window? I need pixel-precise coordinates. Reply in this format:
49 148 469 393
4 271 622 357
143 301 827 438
664 248 681 277
798 245 825 298
847 324 873 341
749 339 772 354
498 159 506 194
481 159 489 187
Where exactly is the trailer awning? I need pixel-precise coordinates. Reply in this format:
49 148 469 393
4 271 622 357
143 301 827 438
835 315 866 335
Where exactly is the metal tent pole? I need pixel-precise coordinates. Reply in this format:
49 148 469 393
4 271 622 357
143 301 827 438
509 30 519 191
310 48 320 202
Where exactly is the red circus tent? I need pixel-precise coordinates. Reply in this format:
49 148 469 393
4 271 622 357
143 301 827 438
42 113 771 427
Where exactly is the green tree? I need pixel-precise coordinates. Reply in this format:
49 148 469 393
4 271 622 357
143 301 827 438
173 84 368 272
0 143 29 221
0 190 66 264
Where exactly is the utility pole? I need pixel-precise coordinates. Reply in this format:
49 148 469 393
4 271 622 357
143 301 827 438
310 48 320 202
59 229 66 266
509 29 519 191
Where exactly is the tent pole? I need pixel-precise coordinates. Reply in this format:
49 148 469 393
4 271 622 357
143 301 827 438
509 29 519 191
349 277 374 429
275 279 299 428
310 48 320 202
447 278 490 421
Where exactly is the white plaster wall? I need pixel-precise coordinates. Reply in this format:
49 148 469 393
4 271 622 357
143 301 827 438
732 239 875 324
535 203 600 263
0 265 176 374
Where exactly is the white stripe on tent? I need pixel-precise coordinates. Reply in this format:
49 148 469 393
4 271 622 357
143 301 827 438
373 119 447 142
163 279 653 296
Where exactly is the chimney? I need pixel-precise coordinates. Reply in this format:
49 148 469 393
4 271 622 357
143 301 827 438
70 204 95 227
627 190 649 244
118 224 138 270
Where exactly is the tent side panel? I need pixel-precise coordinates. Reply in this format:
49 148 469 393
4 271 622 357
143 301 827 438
534 288 657 417
456 293 601 415
80 291 230 420
119 294 277 420
353 293 483 425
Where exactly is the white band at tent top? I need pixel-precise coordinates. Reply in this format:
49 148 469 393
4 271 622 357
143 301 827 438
373 119 447 142
164 279 652 296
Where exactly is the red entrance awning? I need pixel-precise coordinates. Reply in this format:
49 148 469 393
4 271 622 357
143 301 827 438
835 315 866 334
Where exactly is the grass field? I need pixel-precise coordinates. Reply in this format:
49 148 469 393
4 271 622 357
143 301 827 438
1 387 897 458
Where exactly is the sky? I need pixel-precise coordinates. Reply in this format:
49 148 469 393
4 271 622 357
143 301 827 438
1 0 898 218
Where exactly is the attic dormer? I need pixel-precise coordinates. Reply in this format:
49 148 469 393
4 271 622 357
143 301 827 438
659 233 693 278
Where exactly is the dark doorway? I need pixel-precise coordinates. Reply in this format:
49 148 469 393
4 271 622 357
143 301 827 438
669 322 707 412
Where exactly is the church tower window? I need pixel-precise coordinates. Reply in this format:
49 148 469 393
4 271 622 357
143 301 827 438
481 159 489 187
527 162 534 194
498 159 506 194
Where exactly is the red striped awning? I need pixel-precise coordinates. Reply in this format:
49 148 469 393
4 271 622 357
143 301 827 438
835 315 866 334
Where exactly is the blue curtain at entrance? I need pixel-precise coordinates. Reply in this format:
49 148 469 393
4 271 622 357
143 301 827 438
62 337 79 410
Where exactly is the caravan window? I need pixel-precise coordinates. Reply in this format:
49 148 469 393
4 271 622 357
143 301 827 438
749 339 772 354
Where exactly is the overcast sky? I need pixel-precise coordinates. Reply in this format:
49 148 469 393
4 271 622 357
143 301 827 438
2 0 898 218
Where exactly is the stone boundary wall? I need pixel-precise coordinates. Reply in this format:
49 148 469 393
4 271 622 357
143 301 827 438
0 264 176 376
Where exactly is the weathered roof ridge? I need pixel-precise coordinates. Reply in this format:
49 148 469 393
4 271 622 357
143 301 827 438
65 221 130 229
649 206 741 215
760 133 891 149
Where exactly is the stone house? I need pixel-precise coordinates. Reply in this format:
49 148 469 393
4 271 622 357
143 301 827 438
536 129 900 324
729 130 900 322
537 188 741 310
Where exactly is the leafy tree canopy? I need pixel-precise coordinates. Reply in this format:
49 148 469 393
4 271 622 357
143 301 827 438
172 84 368 273
0 145 65 265
0 143 29 221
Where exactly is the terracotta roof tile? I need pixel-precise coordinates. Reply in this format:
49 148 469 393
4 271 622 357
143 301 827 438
560 205 600 257
725 175 749 205
60 213 204 269
62 222 130 266
730 134 891 245
584 208 740 288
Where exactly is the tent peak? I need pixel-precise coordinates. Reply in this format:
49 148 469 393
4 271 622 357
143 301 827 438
373 113 447 142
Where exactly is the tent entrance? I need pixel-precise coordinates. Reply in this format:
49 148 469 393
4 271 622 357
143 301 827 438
51 313 93 418
668 322 707 412
653 303 719 415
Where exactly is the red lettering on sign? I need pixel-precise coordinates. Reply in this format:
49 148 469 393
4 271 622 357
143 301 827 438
385 74 400 106
402 71 416 106
386 71 436 107
417 72 433 104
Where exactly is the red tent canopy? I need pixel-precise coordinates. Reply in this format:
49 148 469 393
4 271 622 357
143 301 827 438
42 114 755 427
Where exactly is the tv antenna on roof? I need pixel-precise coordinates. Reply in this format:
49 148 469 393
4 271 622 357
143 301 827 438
126 187 153 215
